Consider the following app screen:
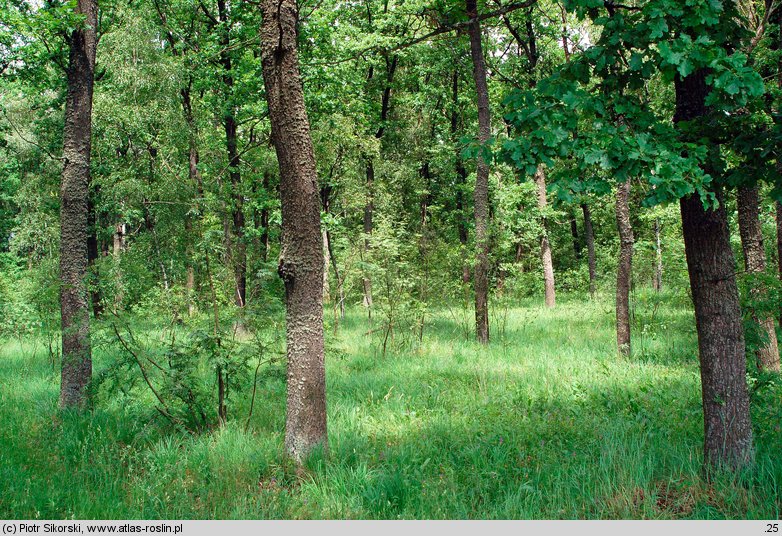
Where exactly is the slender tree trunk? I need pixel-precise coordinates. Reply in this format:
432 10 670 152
653 218 662 292
261 0 327 461
216 0 246 309
59 0 98 409
615 180 633 356
777 201 782 328
362 161 374 310
322 229 331 302
675 70 753 471
569 211 581 259
737 185 780 371
582 203 597 296
180 85 200 316
534 167 556 307
466 0 491 343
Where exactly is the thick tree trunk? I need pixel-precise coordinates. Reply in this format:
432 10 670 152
582 203 597 296
534 167 556 307
59 0 98 409
737 185 780 371
615 180 633 356
675 70 754 470
653 218 662 292
261 0 327 461
466 0 491 343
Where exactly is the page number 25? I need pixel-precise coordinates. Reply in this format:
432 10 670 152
767 524 779 533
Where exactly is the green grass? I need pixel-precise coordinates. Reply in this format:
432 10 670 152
0 293 780 519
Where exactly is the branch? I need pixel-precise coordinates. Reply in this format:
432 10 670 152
0 106 64 163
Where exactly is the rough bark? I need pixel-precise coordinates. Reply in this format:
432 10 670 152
534 167 555 307
737 185 780 371
181 85 200 316
653 218 662 292
59 0 98 409
582 203 597 296
675 70 754 470
615 180 633 356
466 0 491 343
260 0 327 460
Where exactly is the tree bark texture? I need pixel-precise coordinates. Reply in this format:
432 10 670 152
675 70 754 470
467 0 491 343
737 185 780 371
534 167 555 308
615 180 633 356
59 0 98 409
260 0 327 461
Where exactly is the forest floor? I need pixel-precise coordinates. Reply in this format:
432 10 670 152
0 291 780 519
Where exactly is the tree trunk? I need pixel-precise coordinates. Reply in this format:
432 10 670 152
260 0 327 461
569 211 581 259
653 218 662 292
778 201 782 329
675 70 753 470
615 179 633 356
215 0 246 309
59 0 98 409
737 185 780 371
322 229 331 302
466 0 491 343
534 167 556 307
362 161 374 310
582 203 597 296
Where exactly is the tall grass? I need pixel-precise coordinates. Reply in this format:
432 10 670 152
0 293 780 519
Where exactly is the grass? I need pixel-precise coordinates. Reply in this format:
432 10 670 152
0 291 780 519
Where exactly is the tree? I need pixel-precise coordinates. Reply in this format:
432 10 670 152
466 0 492 344
260 0 327 460
582 202 597 296
615 179 632 356
675 70 753 470
59 0 98 409
737 184 780 371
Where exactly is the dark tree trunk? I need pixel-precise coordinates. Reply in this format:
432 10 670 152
569 211 581 259
653 219 662 292
615 180 633 356
534 167 555 307
466 0 491 343
261 0 327 460
451 69 470 284
737 185 780 371
59 0 98 409
675 70 754 471
582 203 597 296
